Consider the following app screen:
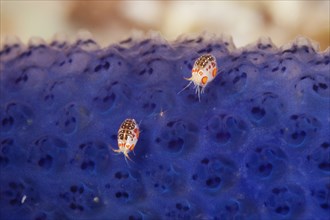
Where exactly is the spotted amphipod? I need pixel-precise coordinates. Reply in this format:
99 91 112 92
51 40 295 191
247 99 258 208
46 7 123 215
112 118 139 163
179 54 218 101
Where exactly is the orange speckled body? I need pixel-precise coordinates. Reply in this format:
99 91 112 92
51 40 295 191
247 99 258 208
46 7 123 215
112 118 139 162
180 54 218 101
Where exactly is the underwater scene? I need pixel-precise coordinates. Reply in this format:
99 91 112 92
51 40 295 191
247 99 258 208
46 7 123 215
0 33 329 220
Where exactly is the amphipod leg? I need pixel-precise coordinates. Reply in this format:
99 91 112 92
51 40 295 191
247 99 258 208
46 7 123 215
194 85 202 102
110 145 121 154
123 151 135 166
177 81 193 95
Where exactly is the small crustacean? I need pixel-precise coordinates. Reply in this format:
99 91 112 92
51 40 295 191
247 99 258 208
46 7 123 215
178 54 218 101
112 118 139 163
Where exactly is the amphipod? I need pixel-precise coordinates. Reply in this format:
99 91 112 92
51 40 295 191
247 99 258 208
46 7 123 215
179 54 218 101
112 118 139 163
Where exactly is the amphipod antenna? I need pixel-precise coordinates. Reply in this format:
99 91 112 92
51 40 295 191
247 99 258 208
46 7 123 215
178 77 194 94
110 145 134 167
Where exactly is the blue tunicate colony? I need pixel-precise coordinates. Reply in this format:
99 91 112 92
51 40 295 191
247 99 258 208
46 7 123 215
0 34 329 220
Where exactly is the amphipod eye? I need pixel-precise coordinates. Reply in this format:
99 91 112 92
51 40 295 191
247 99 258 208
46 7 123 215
178 54 218 101
111 118 139 164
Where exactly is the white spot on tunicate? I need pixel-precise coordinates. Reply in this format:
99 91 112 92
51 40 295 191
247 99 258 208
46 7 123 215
93 197 99 203
158 108 167 118
21 195 27 204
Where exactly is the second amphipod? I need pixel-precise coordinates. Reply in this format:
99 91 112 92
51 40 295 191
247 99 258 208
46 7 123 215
112 118 139 162
180 54 218 101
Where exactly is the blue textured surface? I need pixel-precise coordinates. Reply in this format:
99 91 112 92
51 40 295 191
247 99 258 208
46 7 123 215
0 35 329 220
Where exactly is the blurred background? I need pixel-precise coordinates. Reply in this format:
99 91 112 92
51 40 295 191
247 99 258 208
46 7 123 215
1 1 329 50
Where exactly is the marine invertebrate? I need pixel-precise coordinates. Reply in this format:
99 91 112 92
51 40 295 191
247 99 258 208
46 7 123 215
179 54 218 101
112 118 140 162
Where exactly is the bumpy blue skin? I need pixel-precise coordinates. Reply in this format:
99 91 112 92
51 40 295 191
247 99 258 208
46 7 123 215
0 36 329 220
